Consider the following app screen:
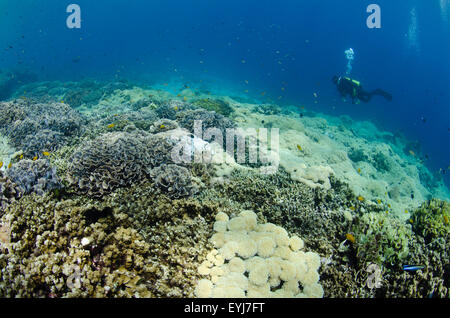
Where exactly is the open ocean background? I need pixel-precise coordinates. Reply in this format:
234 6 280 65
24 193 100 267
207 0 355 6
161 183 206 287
1 0 449 187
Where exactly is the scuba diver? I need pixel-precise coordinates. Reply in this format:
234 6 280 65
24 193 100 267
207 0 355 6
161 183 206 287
332 75 392 104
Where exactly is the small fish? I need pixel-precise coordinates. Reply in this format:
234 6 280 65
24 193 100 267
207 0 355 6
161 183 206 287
174 106 178 111
357 196 364 202
296 145 303 151
404 209 408 214
357 168 361 174
32 156 38 161
409 219 414 224
0 162 3 169
19 154 23 160
313 92 318 98
241 60 246 64
402 265 424 272
183 96 187 101
377 199 382 204
61 100 65 104
346 233 355 244
444 215 449 224
160 124 165 129
107 123 115 129
245 80 249 84
409 150 416 156
8 162 12 169
42 151 50 156
349 206 356 211
387 203 391 208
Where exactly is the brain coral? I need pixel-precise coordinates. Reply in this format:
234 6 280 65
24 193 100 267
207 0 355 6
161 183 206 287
67 131 155 197
196 210 324 298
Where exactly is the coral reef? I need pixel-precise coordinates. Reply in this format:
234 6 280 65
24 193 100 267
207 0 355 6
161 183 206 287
0 172 22 213
5 159 61 196
176 108 236 135
151 164 199 199
192 98 234 116
411 199 449 243
195 210 323 298
0 193 154 297
0 99 85 157
66 131 154 197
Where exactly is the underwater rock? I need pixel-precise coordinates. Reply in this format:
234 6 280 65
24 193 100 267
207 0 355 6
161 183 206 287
5 159 61 196
151 164 199 199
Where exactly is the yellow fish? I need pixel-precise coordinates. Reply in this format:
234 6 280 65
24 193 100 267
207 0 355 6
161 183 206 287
107 123 115 129
297 145 303 152
444 215 449 224
409 219 414 224
387 203 391 208
32 156 38 161
42 151 50 156
357 168 361 174
405 209 409 214
160 125 165 129
357 196 364 202
8 162 12 169
377 199 382 204
346 233 355 244
409 150 416 156
183 96 188 101
349 206 356 211
0 162 3 169
61 100 65 104
177 94 181 97
174 106 178 111
19 154 23 160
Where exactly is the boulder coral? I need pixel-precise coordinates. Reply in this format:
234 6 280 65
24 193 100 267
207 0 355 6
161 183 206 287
195 210 324 298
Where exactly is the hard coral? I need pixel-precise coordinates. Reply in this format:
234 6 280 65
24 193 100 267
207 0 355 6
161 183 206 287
67 131 154 197
0 99 84 157
151 164 199 199
5 159 61 196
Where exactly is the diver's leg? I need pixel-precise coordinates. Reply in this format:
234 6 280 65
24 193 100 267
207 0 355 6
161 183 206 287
358 91 371 102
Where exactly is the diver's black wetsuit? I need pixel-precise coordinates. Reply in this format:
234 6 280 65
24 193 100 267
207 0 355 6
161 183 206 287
332 76 392 104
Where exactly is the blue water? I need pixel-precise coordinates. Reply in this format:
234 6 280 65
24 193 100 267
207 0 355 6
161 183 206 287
1 0 449 186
